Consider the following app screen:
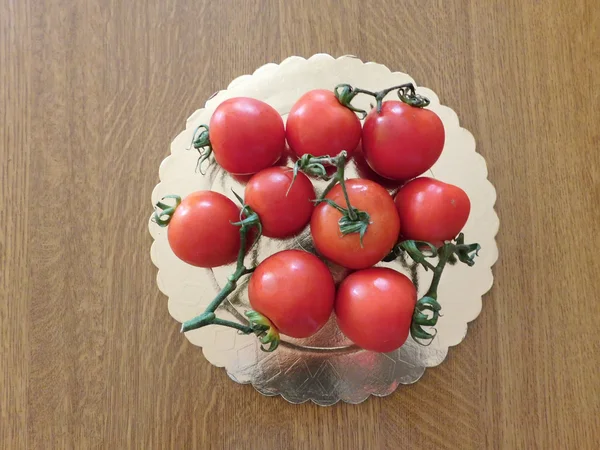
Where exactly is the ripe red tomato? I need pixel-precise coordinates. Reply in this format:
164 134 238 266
248 250 335 338
286 89 362 158
352 143 401 190
394 177 471 243
310 179 400 270
335 268 417 352
231 145 294 184
167 191 243 268
362 101 445 181
210 97 285 175
244 166 316 239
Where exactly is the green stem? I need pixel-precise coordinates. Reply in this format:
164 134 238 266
212 318 255 334
335 159 358 221
202 219 254 313
163 194 279 351
425 243 454 298
181 212 256 332
335 82 430 115
394 235 480 345
319 175 339 201
312 151 358 221
234 222 250 277
397 240 437 271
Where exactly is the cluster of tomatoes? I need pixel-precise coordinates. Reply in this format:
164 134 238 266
155 83 475 354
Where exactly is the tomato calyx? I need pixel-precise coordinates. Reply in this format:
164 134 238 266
452 233 481 267
411 296 441 342
334 84 368 119
395 84 430 109
386 233 481 345
189 124 213 174
316 198 371 244
230 190 263 237
152 195 182 226
334 82 430 115
290 151 347 188
245 311 280 352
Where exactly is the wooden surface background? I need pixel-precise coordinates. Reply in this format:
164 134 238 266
2 0 599 448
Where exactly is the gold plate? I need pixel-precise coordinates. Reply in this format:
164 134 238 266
149 54 499 405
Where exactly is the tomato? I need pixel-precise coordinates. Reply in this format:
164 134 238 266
231 144 295 184
167 191 244 268
310 179 400 270
335 268 417 352
286 89 362 158
248 250 335 338
362 101 445 181
209 97 285 175
244 167 316 239
394 177 470 243
352 143 401 190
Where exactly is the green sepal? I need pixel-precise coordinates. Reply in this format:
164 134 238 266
189 124 213 174
245 310 280 353
399 240 438 271
454 233 481 267
334 84 367 119
152 195 182 227
397 84 430 108
338 209 371 247
410 325 437 343
410 295 442 344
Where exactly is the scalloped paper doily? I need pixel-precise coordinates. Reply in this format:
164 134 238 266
149 54 499 405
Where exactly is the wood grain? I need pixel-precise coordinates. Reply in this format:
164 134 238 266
1 0 599 448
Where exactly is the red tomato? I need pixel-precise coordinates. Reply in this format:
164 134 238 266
167 191 242 268
244 167 316 239
335 268 417 352
210 97 285 175
362 101 445 181
310 179 400 270
286 89 362 158
248 250 335 338
352 143 401 190
394 177 470 243
231 144 295 184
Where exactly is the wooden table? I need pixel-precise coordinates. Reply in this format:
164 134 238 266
2 1 598 448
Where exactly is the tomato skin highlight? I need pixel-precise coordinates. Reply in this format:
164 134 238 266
310 179 400 270
286 89 362 158
394 177 471 243
335 268 417 353
209 97 285 175
167 191 242 268
244 167 316 239
362 101 445 181
248 250 335 338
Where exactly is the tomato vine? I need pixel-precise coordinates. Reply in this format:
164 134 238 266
153 193 280 352
335 82 430 116
293 150 371 245
385 233 481 344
